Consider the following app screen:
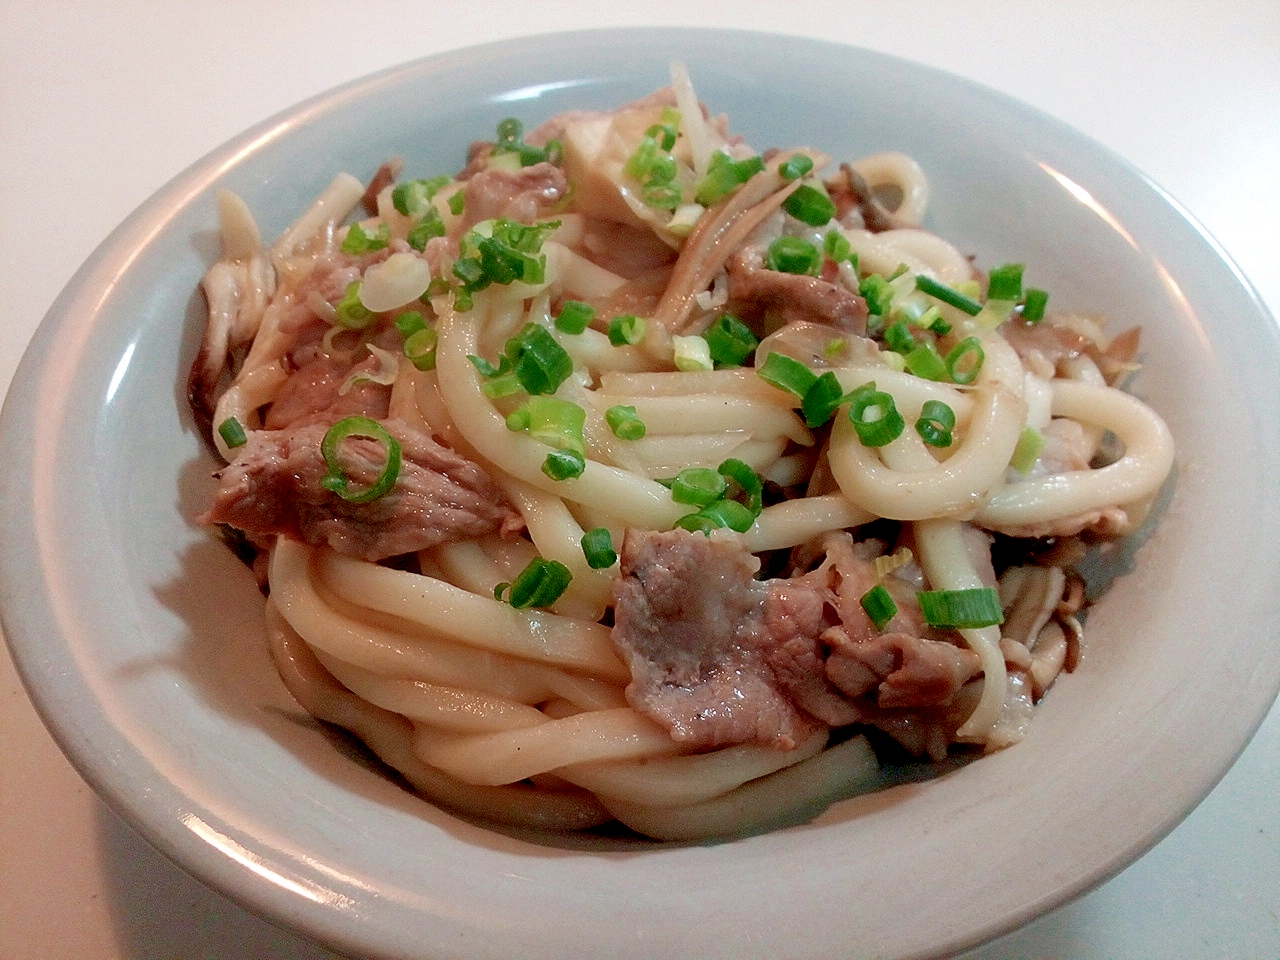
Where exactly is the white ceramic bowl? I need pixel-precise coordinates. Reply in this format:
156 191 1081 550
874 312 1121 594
3 28 1278 960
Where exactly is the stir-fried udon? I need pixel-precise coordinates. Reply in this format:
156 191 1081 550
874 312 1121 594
189 66 1174 841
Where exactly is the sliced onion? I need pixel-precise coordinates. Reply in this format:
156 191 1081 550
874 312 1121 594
359 252 433 312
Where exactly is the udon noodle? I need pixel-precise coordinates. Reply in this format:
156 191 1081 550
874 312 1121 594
189 65 1174 840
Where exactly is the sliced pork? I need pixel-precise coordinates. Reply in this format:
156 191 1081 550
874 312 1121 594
611 528 983 754
202 418 521 561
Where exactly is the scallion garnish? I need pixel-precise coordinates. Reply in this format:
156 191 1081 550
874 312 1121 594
860 584 898 631
696 153 766 205
945 336 985 384
766 236 821 276
605 404 646 440
554 300 596 334
757 351 818 398
779 154 814 181
406 211 446 251
718 457 764 516
800 370 846 428
903 343 948 381
1021 287 1049 323
670 467 728 508
505 323 573 395
521 395 586 455
403 327 438 371
883 319 917 354
917 587 1004 629
491 117 558 167
320 416 403 504
542 448 586 481
695 497 756 533
341 222 390 255
1010 425 1045 473
847 383 905 447
607 313 646 346
335 281 376 329
782 183 837 227
915 274 983 316
392 175 452 218
218 416 247 449
986 263 1024 302
447 191 465 216
581 527 617 569
859 274 896 316
916 399 956 448
703 313 758 367
393 310 427 337
505 557 573 609
823 228 853 263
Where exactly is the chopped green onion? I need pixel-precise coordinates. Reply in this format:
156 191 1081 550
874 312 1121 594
505 323 574 395
903 343 948 381
447 191 465 216
915 274 983 316
491 118 558 167
695 153 766 205
782 184 837 226
779 154 814 181
605 404 646 440
800 370 847 428
554 300 596 334
607 314 646 346
1010 425 1045 473
757 351 818 398
542 448 585 481
859 274 895 316
916 399 956 447
696 498 756 533
505 407 531 432
393 310 428 337
860 584 898 631
392 176 452 217
480 372 522 398
670 467 727 508
847 383 905 447
673 334 713 371
945 336 986 384
506 557 573 609
1021 287 1049 323
335 281 376 329
673 511 723 534
218 416 247 449
341 222 390 255
987 263 1024 302
718 457 764 516
883 319 916 354
643 183 684 210
703 313 758 367
766 236 821 276
522 395 586 454
403 327 438 371
320 416 403 504
467 353 510 379
406 211 446 250
581 528 617 569
918 587 1004 629
823 229 853 263
625 136 663 181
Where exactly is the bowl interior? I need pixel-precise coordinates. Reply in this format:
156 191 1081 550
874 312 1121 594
2 27 1279 960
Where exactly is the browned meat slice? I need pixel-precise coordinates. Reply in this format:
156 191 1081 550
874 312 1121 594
460 161 569 229
201 418 521 561
611 528 985 755
726 245 867 334
824 631 980 708
610 528 817 750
